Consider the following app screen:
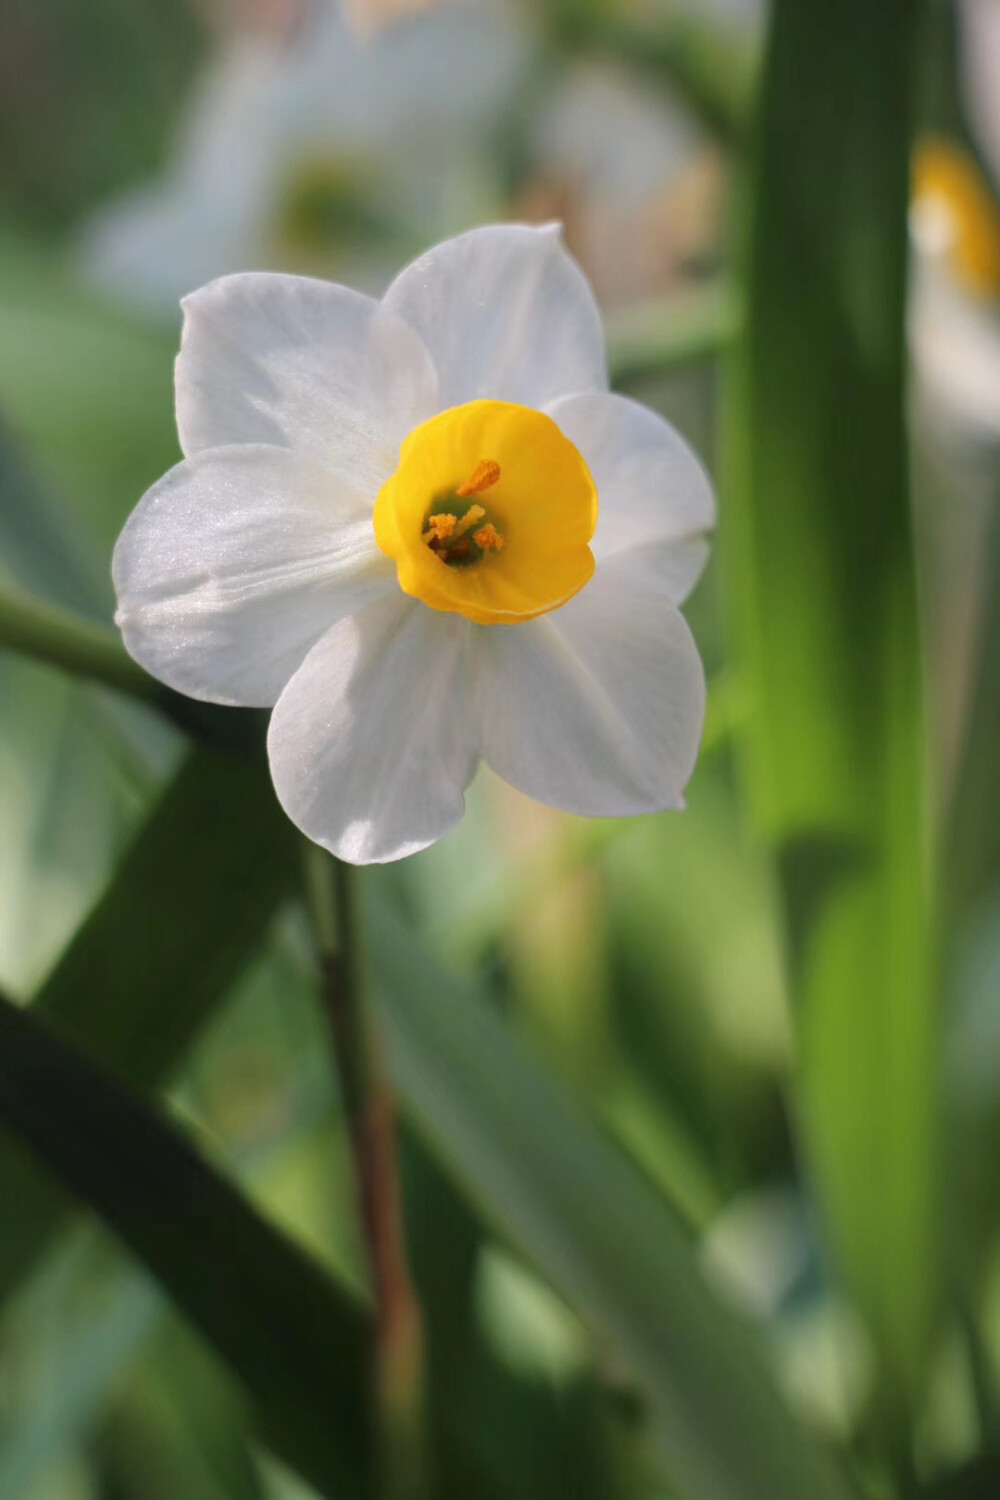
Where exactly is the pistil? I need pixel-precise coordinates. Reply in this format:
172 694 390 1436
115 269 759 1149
455 459 501 498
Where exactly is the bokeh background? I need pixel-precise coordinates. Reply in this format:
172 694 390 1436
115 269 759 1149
2 1 1000 1497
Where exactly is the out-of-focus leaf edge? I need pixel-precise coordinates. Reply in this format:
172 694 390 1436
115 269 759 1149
0 989 372 1499
722 0 938 1417
372 902 862 1500
0 745 300 1302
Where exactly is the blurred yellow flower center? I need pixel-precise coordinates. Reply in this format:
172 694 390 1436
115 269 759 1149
912 140 1000 299
374 401 597 626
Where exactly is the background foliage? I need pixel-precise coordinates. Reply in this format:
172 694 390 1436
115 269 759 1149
2 0 1000 1497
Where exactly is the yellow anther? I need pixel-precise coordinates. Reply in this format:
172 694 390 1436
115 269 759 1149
452 504 486 539
473 523 504 552
455 459 501 498
423 513 457 545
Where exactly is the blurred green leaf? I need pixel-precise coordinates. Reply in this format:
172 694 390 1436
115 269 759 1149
607 283 740 389
0 745 299 1306
0 413 107 612
38 747 297 1091
0 917 629 1500
0 1 200 231
0 654 138 996
602 785 790 1186
399 1127 623 1500
723 0 937 1412
0 1253 162 1500
0 423 165 995
0 572 269 748
0 237 179 555
371 901 859 1500
0 419 264 745
0 989 371 1498
0 750 628 1500
928 1451 1000 1500
0 575 177 703
98 1316 270 1500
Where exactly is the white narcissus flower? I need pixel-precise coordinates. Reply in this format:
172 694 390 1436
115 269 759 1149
113 225 714 863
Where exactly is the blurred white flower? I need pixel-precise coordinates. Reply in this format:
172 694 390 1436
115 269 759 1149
960 0 1000 190
113 225 713 863
908 140 1000 796
517 59 724 307
909 139 1000 441
339 0 442 38
77 0 524 314
912 2 1000 444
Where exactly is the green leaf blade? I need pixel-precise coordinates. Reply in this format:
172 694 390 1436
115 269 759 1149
0 991 371 1499
724 0 939 1411
0 746 299 1306
372 902 860 1500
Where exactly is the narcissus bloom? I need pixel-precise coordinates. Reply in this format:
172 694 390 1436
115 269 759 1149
78 2 521 315
910 140 1000 439
113 225 714 862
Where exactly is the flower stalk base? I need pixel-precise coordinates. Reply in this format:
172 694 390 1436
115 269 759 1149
306 846 428 1500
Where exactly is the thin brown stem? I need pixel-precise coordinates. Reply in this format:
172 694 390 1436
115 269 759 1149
305 845 427 1500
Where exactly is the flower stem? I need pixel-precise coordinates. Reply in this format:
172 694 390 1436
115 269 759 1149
305 845 428 1500
0 580 261 749
0 581 159 701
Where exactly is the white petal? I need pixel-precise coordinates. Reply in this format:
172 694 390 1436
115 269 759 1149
267 596 477 864
475 557 705 816
176 272 439 489
960 0 1000 189
382 223 608 411
113 444 392 707
547 391 715 602
910 265 1000 440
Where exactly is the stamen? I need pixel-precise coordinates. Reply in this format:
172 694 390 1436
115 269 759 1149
421 489 503 567
456 459 501 498
451 504 486 539
473 523 504 552
423 513 457 544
